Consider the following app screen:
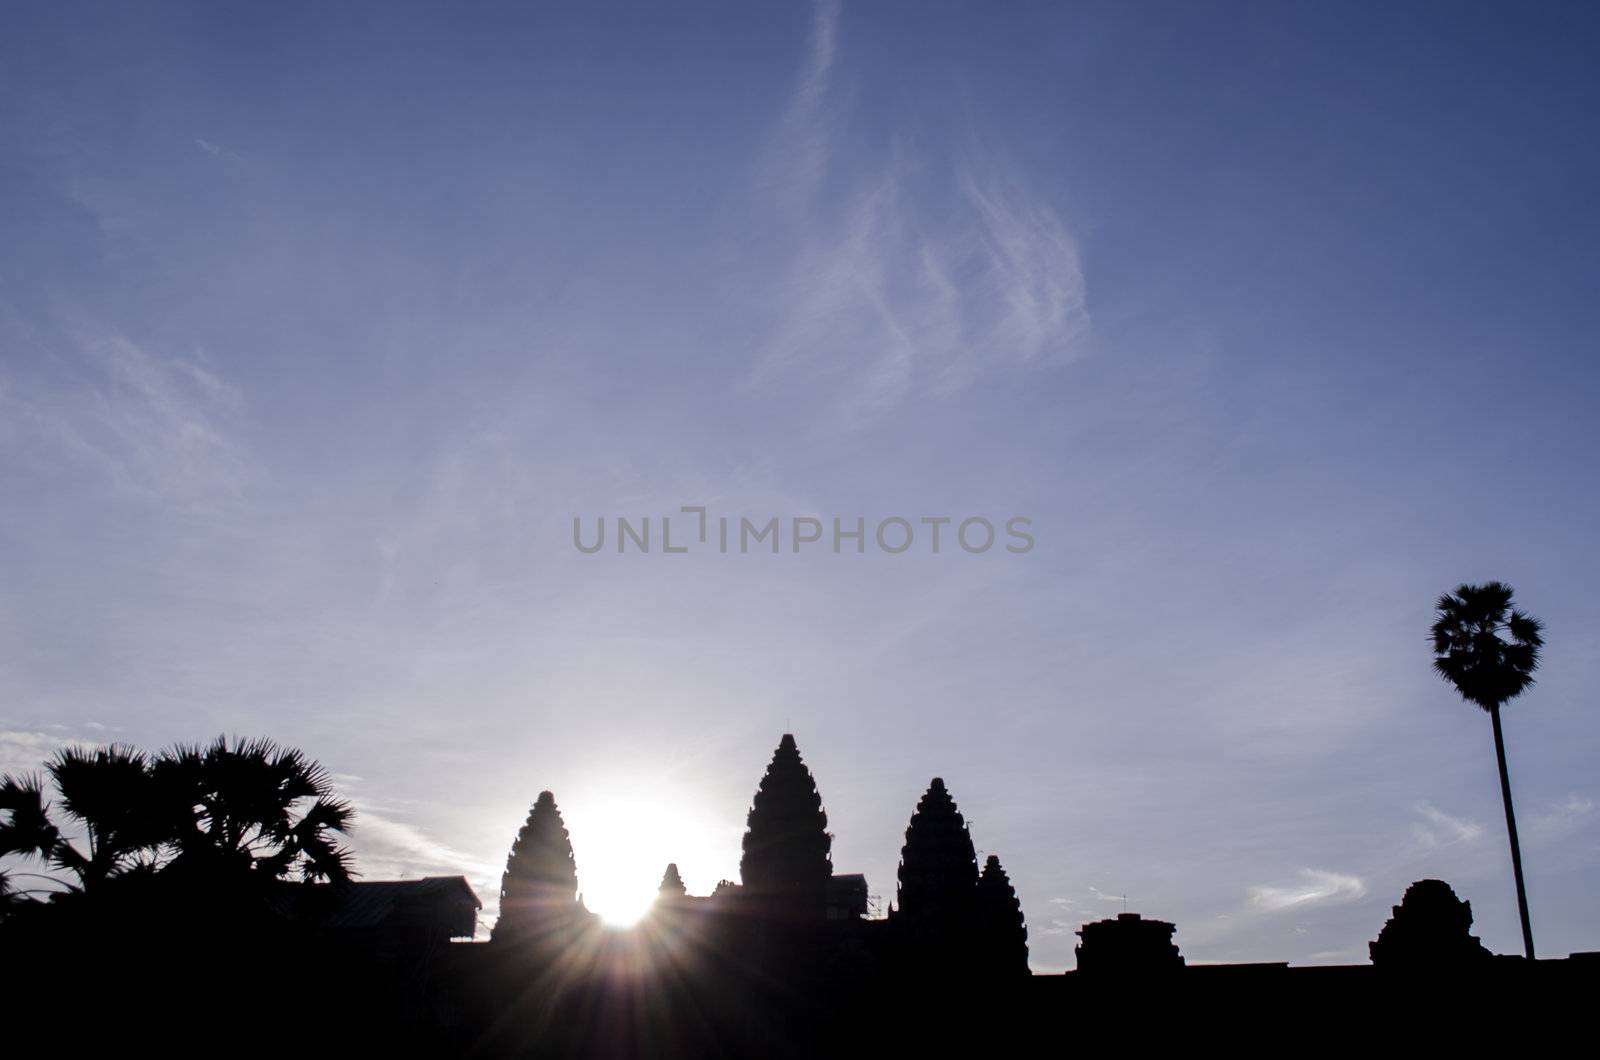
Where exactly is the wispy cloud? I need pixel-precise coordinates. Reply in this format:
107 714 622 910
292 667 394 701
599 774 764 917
348 798 500 896
751 0 1090 428
1534 794 1595 836
1040 898 1086 938
0 723 117 779
2 335 246 504
1412 802 1485 848
1248 869 1367 912
761 0 840 204
193 138 243 163
1037 885 1127 936
0 728 72 778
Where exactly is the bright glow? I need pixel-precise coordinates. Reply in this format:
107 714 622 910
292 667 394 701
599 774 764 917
576 809 658 927
583 875 656 928
561 780 732 928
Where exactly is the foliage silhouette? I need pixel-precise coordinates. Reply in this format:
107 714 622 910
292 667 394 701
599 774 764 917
1431 581 1543 959
0 773 62 873
0 735 353 904
155 735 354 885
0 746 167 893
1369 879 1492 967
739 734 831 915
48 744 170 889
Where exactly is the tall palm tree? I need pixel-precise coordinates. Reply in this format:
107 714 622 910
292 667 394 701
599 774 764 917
154 735 354 885
1431 581 1544 959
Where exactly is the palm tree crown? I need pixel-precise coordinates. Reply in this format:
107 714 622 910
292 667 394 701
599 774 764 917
155 735 353 884
0 747 167 893
1430 580 1544 710
49 745 169 889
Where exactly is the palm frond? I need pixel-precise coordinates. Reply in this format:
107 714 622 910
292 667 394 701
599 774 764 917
1508 609 1544 648
298 797 354 836
0 774 63 861
298 834 354 884
50 841 91 881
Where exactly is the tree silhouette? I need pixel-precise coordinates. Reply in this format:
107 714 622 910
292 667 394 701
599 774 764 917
976 854 1029 977
1431 581 1543 959
48 745 169 890
2 737 353 903
1370 879 1492 967
739 734 831 915
154 735 353 885
0 774 62 873
0 747 167 893
494 790 582 944
894 778 978 961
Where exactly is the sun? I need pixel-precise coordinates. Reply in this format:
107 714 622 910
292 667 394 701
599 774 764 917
582 871 658 928
561 786 726 928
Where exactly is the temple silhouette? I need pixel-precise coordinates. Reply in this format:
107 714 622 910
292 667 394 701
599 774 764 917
453 733 1600 1052
4 731 1598 1055
477 733 1033 1021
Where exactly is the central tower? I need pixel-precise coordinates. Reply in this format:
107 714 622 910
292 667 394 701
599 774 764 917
739 733 832 918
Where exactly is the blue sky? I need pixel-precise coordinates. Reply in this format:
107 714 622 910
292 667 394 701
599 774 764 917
3 1 1599 968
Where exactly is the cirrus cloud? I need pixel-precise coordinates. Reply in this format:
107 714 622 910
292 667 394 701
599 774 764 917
1249 868 1368 912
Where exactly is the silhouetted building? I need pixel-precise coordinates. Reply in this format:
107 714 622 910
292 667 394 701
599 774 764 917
28 727 1600 1057
827 873 868 921
493 790 589 946
1369 879 1493 968
658 862 687 898
482 737 1043 1012
976 855 1029 977
273 876 481 944
892 777 980 966
739 734 832 919
1075 912 1184 974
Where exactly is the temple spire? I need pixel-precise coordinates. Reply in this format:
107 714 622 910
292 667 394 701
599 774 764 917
896 777 978 921
492 790 583 944
894 777 980 967
976 854 1030 976
739 733 831 916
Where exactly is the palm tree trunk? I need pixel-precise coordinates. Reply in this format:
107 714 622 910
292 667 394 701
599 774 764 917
1490 704 1535 959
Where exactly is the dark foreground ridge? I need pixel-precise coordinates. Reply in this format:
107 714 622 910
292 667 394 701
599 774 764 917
3 733 1596 1055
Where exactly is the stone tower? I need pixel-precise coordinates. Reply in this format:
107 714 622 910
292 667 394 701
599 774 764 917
739 734 832 917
